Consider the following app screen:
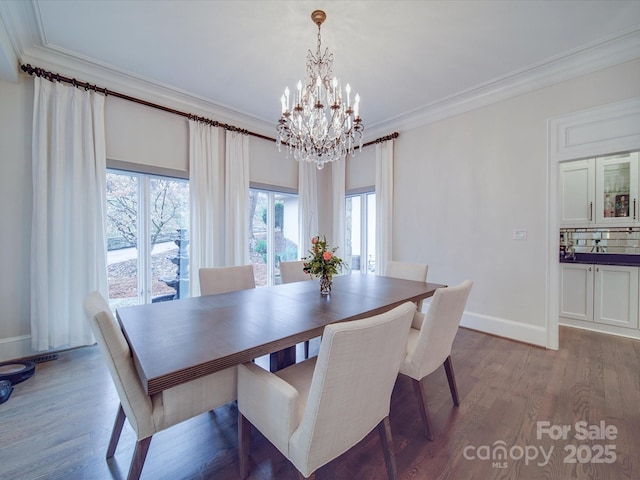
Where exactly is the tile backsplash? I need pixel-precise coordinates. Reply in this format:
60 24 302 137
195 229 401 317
560 227 640 254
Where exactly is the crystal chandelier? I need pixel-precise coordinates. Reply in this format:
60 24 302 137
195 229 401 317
276 10 364 169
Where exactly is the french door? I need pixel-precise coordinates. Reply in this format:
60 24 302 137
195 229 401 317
106 170 189 308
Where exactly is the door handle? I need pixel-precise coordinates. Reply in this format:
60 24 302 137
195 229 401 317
589 201 593 221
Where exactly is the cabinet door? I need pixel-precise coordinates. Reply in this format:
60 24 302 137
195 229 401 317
559 159 594 225
595 153 639 225
594 265 639 329
560 264 594 322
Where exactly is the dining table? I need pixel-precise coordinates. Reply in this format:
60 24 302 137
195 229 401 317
116 273 445 396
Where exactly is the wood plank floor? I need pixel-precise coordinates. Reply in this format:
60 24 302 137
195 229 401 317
1 326 638 480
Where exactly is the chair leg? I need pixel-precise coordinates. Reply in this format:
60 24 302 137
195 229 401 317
377 416 397 480
127 436 152 480
304 340 310 359
412 377 434 441
106 403 126 459
238 413 252 479
443 355 460 406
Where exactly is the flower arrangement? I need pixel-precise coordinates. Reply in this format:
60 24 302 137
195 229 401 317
302 235 345 294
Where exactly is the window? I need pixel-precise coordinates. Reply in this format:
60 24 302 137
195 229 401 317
106 170 190 308
345 192 376 273
249 189 299 286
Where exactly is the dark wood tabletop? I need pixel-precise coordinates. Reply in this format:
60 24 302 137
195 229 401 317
116 274 444 395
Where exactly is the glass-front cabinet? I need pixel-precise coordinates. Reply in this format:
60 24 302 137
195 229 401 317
595 152 639 225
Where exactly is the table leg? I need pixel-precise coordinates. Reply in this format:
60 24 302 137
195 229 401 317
269 346 296 371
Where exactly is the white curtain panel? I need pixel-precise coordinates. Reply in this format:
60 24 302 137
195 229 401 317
331 159 346 272
31 77 107 351
188 120 223 296
225 131 250 265
298 161 319 257
375 140 394 276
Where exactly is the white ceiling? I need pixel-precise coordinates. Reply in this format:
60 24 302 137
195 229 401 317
1 0 640 139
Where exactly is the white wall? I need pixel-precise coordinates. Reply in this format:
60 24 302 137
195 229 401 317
0 74 32 360
394 58 640 346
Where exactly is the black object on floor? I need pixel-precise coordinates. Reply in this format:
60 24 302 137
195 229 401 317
0 360 36 385
0 380 13 404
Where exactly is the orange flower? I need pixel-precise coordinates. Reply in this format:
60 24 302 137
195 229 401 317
311 237 318 244
323 251 333 261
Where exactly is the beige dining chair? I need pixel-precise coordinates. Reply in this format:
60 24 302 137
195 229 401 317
384 260 428 311
280 260 311 284
83 292 237 480
399 280 473 440
280 260 313 358
199 264 255 295
237 301 416 480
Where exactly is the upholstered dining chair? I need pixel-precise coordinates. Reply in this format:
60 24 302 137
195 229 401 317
83 292 237 480
199 264 255 296
280 260 311 284
280 260 313 358
237 301 416 480
384 260 429 311
398 280 473 440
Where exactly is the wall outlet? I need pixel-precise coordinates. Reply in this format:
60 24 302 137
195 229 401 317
513 229 527 240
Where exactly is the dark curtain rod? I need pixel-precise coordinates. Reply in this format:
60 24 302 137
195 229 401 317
20 63 398 148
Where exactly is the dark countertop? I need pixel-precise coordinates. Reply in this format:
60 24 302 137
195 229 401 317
560 252 640 267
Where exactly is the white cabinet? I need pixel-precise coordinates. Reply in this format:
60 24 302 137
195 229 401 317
559 152 640 227
560 263 593 321
595 153 639 225
594 264 639 329
559 159 595 225
560 264 639 330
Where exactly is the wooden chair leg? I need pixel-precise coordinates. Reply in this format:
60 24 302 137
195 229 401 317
412 377 434 441
443 355 460 406
238 413 252 479
106 404 126 459
127 436 152 480
304 340 310 359
377 416 397 480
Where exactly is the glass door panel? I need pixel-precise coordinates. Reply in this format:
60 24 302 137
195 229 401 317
249 190 268 286
149 177 190 301
345 196 361 272
249 189 299 286
106 172 139 308
595 153 638 225
274 192 300 283
345 192 376 274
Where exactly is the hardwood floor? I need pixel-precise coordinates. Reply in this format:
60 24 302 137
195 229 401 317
1 326 638 480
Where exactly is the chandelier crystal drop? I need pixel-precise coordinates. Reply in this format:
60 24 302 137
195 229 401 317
276 10 364 169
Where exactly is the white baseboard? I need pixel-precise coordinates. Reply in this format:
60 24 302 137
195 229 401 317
460 311 548 348
0 334 33 362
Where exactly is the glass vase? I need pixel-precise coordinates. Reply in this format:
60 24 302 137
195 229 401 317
319 273 332 295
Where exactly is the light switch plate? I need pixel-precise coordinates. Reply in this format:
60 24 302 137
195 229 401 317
513 229 527 240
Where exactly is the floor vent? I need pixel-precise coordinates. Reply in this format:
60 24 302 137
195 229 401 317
27 353 59 364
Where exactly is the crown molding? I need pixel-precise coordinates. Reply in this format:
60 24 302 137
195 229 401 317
366 26 640 140
19 44 277 138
